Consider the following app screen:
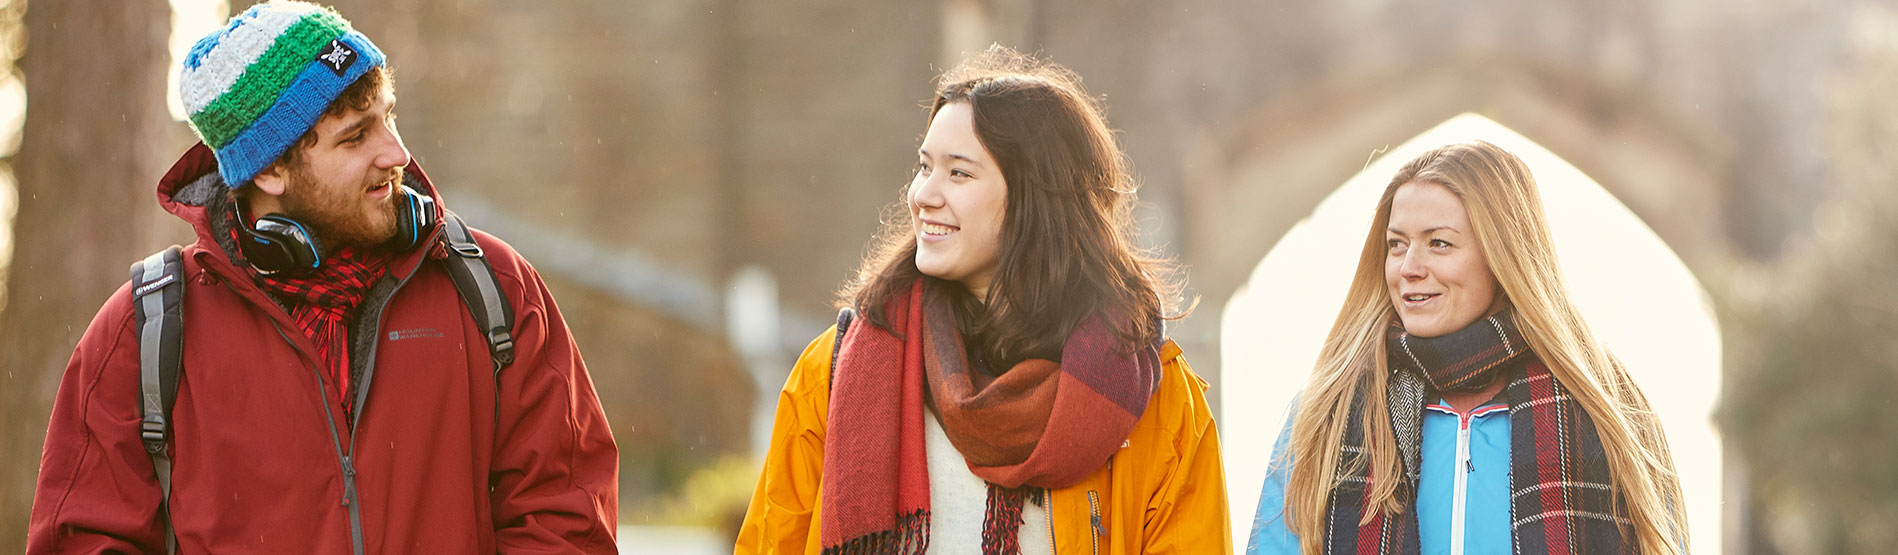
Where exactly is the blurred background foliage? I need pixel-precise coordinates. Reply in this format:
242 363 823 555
1719 7 1898 553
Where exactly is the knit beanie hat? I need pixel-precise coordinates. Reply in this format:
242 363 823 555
179 1 386 187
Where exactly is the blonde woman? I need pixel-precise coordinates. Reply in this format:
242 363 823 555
1246 141 1685 554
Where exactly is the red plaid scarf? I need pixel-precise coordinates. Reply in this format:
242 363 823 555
1323 310 1628 554
226 209 390 418
820 279 1160 555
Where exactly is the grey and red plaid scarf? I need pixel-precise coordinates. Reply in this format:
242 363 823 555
1323 309 1628 554
820 279 1160 555
225 205 390 418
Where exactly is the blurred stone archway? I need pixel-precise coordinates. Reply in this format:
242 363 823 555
1212 112 1726 551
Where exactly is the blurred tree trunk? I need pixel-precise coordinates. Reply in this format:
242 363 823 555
0 0 177 546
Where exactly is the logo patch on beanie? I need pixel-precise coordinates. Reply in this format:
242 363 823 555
316 39 358 76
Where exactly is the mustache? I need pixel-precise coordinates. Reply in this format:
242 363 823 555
373 167 406 189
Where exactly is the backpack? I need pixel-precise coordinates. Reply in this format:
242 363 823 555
127 211 513 554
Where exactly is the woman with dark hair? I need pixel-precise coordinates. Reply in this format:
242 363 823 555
736 46 1229 555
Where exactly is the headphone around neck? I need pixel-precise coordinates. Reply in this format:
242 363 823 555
237 184 438 274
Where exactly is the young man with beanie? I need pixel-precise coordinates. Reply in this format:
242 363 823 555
26 2 619 553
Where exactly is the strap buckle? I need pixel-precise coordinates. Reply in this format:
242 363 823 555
490 330 514 352
449 242 484 258
486 329 516 373
140 415 167 452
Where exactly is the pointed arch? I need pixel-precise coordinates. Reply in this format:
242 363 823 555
1218 114 1723 553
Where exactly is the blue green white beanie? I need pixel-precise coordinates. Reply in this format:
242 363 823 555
179 1 386 187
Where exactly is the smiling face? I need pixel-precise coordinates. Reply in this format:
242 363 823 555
909 101 1008 300
1385 181 1505 338
251 84 410 250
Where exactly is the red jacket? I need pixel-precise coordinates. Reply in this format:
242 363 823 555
27 144 619 554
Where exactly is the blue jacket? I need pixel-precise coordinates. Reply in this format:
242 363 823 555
1247 399 1513 555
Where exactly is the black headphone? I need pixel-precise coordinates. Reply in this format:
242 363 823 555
238 184 438 274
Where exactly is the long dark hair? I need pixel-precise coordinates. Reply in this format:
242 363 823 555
840 45 1186 367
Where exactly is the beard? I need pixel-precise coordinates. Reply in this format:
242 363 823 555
279 162 402 250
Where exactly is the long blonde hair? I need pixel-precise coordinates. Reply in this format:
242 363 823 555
1283 141 1686 554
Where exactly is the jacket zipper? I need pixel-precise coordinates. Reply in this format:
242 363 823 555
221 269 366 555
1452 416 1471 555
1087 490 1102 555
1432 403 1505 555
336 262 422 555
239 249 426 555
1043 488 1056 555
267 323 366 555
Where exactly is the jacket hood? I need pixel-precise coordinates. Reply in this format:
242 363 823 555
157 142 447 264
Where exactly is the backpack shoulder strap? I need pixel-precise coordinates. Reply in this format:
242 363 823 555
437 210 515 375
129 246 184 555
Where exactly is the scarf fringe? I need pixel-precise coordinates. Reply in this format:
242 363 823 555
821 510 930 555
981 484 1039 555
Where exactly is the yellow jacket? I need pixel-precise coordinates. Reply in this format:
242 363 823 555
737 325 1231 554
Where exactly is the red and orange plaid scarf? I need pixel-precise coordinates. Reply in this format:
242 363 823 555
1324 310 1628 554
820 279 1160 555
226 208 390 418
